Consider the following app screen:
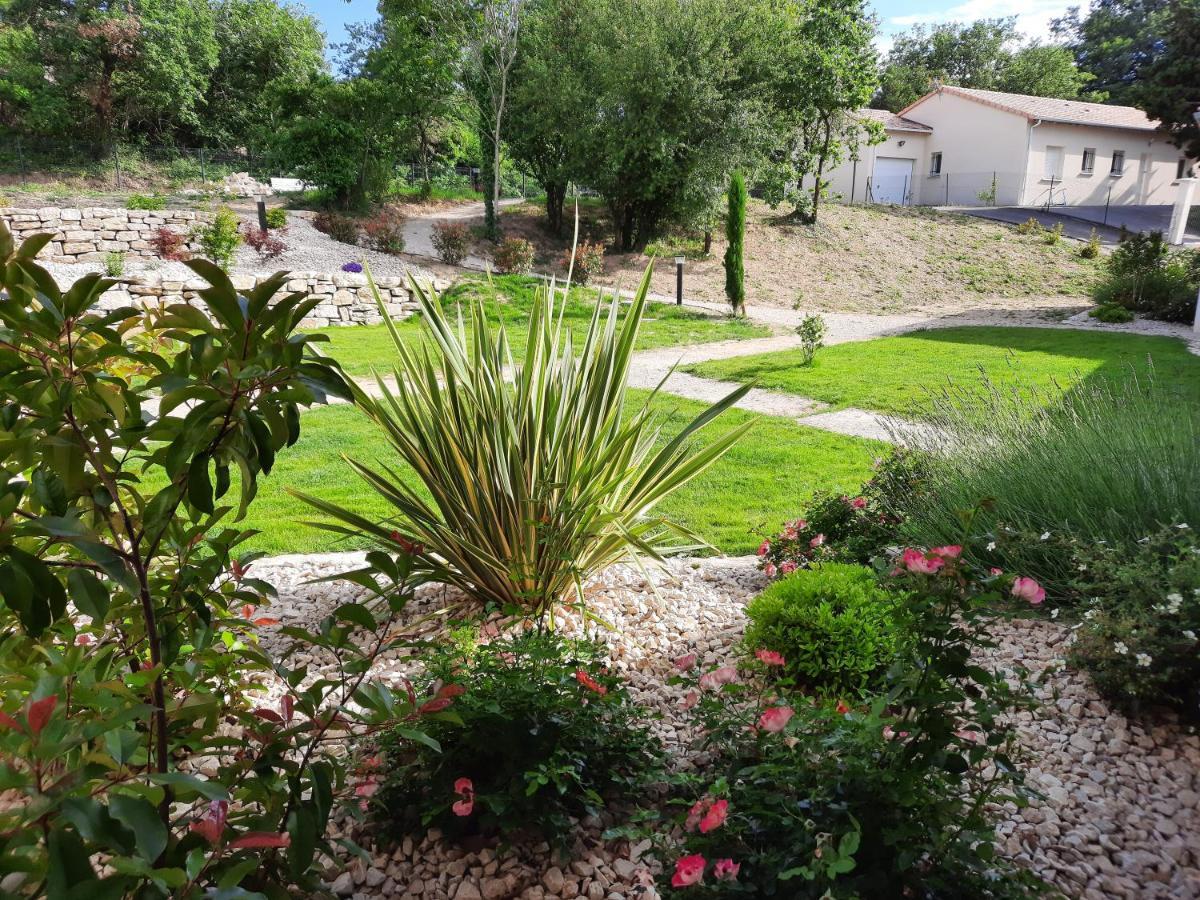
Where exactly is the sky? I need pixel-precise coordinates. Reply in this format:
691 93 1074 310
298 0 1075 63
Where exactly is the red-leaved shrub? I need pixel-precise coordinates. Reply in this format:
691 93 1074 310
492 237 535 275
241 225 287 260
151 227 189 261
431 221 471 265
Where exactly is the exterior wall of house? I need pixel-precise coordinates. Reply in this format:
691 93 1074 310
1023 122 1187 207
822 130 929 205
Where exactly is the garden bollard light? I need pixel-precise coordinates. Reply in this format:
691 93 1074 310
257 195 269 232
676 256 685 306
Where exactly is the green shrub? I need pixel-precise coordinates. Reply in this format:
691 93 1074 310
492 236 535 274
744 563 903 697
795 312 826 366
264 206 288 229
1080 228 1101 259
103 250 125 277
1093 230 1200 323
1088 302 1134 323
295 268 750 617
892 376 1200 595
312 210 360 245
1015 216 1043 236
126 192 166 210
561 239 605 285
724 171 746 314
1067 526 1200 714
431 220 471 265
376 631 658 842
661 548 1040 897
193 206 241 271
1043 222 1063 245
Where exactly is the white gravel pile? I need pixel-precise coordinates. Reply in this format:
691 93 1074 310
244 553 1199 900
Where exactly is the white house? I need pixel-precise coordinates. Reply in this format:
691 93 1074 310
826 85 1194 209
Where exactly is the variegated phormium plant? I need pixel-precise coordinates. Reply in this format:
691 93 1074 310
297 266 752 617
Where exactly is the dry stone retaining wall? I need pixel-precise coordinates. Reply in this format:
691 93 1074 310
1 206 209 263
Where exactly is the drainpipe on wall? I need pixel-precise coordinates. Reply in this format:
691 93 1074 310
1020 118 1042 206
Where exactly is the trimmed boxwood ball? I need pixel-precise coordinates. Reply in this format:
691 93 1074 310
744 563 903 698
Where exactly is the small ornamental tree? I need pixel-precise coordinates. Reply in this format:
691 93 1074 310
0 221 434 896
724 171 747 315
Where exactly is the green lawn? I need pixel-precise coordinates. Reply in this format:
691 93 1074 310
232 392 881 558
315 275 770 378
683 327 1200 417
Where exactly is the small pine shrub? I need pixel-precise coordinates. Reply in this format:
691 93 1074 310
241 225 287 260
1015 216 1043 236
193 207 241 271
1043 222 1064 245
492 237 535 275
264 207 288 229
104 251 125 277
363 208 406 254
431 220 471 265
743 563 903 698
1088 303 1134 323
1080 229 1101 259
312 211 360 245
1093 231 1199 323
561 239 605 285
150 226 189 261
127 193 166 211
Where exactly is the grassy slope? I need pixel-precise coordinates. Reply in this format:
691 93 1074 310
684 327 1200 417
232 393 881 558
314 275 770 378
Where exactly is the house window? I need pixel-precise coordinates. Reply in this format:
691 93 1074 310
929 152 942 176
1178 158 1196 180
1043 146 1064 180
1110 151 1126 176
1081 148 1096 174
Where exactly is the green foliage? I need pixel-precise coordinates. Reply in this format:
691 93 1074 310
891 376 1200 596
0 220 425 896
1053 0 1172 104
1094 231 1200 323
193 206 241 271
103 250 125 277
294 267 751 616
431 220 472 265
745 564 903 697
1043 222 1064 245
658 540 1040 897
491 236 535 274
377 630 659 841
724 171 746 314
362 208 406 254
795 312 826 365
1081 228 1102 258
1015 216 1044 236
127 193 167 211
264 206 288 229
561 239 606 285
1067 526 1200 714
312 210 360 245
1088 302 1134 323
1134 0 1200 160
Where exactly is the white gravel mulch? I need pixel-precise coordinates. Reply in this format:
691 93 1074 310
243 553 1200 900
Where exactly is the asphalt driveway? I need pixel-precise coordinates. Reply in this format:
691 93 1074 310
962 204 1199 247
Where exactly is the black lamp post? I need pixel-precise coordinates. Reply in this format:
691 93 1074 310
675 256 685 306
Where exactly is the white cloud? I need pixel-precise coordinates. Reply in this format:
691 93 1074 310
881 0 1073 46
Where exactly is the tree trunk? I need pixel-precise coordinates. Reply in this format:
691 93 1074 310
545 181 565 236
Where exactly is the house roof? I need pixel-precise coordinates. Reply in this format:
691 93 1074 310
899 85 1161 133
855 107 933 133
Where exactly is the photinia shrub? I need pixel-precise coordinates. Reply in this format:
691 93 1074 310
491 237 535 275
0 220 433 895
560 239 605 285
362 208 406 254
242 224 288 260
431 221 471 265
151 226 189 261
374 630 659 843
654 512 1045 897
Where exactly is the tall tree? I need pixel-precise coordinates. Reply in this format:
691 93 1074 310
1000 43 1091 98
762 0 880 223
1134 0 1200 160
724 171 746 315
874 18 1019 112
1052 0 1172 103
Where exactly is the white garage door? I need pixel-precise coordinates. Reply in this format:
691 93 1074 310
871 157 915 205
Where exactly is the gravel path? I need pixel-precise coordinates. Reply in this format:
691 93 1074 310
242 553 1200 900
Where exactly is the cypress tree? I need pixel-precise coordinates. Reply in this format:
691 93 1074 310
724 171 746 314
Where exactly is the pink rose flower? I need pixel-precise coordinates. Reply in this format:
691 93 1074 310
1011 576 1045 605
698 666 739 691
779 561 797 575
901 547 944 575
932 545 962 559
674 653 698 671
764 562 777 578
757 705 795 733
809 533 825 548
699 798 728 833
755 648 786 667
989 567 1004 576
850 496 867 509
882 725 909 741
955 729 983 744
757 540 770 557
680 689 700 709
713 859 741 882
671 854 706 887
